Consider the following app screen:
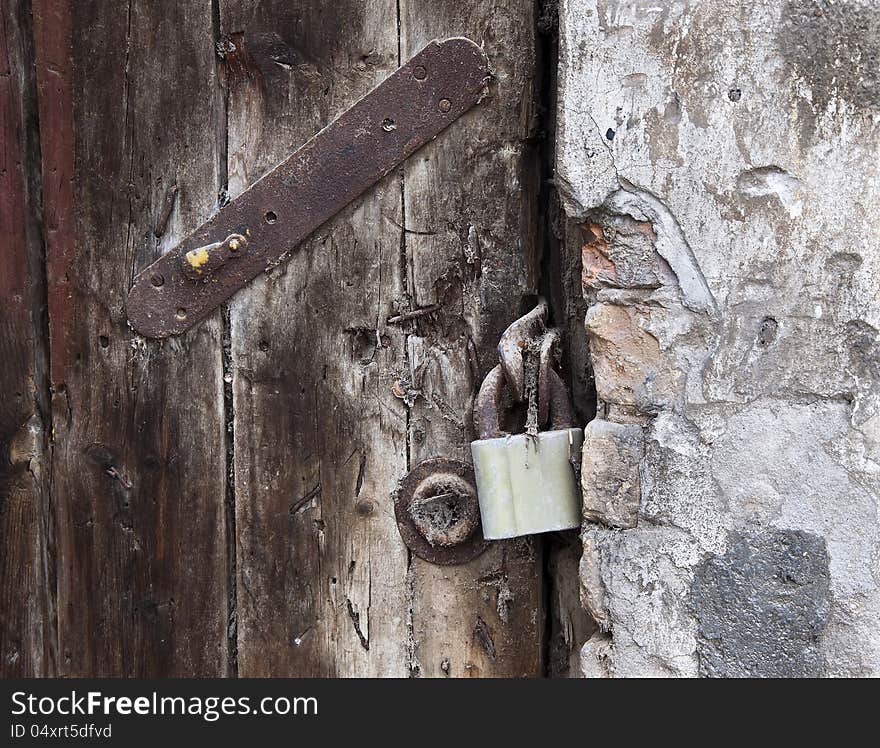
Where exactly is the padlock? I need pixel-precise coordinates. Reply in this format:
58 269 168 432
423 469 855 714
470 363 583 540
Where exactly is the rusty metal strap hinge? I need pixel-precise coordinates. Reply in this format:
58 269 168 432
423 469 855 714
125 38 489 338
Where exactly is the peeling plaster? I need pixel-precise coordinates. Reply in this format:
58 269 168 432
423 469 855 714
564 0 880 677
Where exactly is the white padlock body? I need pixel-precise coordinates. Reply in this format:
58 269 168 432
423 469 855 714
471 428 583 540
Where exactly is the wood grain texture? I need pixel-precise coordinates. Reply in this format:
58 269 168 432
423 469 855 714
0 0 53 677
222 0 410 676
400 0 545 677
34 0 229 676
225 0 545 676
10 0 557 677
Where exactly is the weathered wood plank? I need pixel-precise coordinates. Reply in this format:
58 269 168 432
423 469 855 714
34 0 229 675
222 0 410 676
225 0 548 677
400 0 546 677
0 0 53 677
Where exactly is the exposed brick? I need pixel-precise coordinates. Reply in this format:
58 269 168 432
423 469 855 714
584 303 684 410
581 217 671 293
582 419 643 529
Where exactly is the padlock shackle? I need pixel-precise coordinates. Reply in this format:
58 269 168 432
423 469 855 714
497 298 548 402
473 363 575 440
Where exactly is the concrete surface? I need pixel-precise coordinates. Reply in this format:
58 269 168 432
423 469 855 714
559 0 880 677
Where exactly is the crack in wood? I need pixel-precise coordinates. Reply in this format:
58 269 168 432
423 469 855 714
289 483 322 516
473 616 497 661
346 598 369 651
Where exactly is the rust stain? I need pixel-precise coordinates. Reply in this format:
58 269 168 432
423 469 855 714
223 32 266 96
126 38 491 338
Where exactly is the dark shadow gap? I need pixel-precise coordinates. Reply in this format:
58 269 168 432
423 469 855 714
534 0 598 678
212 0 239 678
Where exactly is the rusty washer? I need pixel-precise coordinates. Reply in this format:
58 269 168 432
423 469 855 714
394 458 489 565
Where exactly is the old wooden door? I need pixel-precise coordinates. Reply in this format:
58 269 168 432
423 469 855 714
1 0 590 677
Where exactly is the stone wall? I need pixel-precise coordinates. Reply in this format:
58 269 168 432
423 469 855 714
558 0 880 676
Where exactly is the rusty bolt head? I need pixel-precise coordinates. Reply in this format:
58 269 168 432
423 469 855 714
409 472 479 547
413 65 427 80
438 98 452 112
394 458 488 565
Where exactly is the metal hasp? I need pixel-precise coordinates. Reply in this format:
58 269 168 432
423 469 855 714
470 300 584 540
126 38 490 338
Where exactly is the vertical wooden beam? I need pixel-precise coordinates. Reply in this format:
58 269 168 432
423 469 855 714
34 0 229 675
223 0 410 676
399 1 546 676
0 0 53 677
